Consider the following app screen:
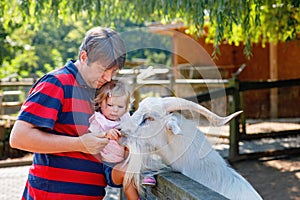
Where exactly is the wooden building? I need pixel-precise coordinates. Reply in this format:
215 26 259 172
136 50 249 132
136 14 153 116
149 23 300 118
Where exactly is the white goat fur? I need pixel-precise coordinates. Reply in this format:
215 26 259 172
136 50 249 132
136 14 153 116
121 97 262 200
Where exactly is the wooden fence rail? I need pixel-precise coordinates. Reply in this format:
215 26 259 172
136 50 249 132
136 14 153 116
228 77 300 161
187 75 300 161
126 65 300 161
1 70 300 161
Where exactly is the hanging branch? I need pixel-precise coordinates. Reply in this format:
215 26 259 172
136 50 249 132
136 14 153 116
1 0 299 57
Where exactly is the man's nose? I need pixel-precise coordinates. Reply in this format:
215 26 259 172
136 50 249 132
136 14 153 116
102 69 114 82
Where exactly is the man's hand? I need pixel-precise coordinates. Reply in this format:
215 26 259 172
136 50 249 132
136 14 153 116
79 132 109 154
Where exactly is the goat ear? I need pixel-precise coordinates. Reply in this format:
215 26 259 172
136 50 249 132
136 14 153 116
166 119 182 135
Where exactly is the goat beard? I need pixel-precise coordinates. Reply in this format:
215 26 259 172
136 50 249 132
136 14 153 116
122 136 169 194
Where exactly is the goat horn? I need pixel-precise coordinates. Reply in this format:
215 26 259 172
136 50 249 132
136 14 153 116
162 97 242 126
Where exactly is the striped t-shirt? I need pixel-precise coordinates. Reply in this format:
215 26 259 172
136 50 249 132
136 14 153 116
18 60 107 199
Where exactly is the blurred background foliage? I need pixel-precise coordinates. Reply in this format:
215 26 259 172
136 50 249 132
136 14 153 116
0 0 299 79
0 15 172 79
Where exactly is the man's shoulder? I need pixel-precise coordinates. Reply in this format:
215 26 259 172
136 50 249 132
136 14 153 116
45 67 76 86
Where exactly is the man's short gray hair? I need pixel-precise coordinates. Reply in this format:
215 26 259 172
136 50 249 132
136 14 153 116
79 27 126 69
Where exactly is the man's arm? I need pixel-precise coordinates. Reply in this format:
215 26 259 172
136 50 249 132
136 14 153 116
10 120 109 154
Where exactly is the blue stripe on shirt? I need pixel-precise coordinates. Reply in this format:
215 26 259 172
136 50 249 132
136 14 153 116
28 174 106 197
33 154 104 174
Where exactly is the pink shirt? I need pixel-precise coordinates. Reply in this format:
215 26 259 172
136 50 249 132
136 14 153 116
89 112 130 163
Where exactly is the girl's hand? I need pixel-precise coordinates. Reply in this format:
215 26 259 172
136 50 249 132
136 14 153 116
105 129 121 140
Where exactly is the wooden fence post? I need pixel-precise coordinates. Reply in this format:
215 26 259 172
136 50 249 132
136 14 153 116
228 76 241 161
133 69 140 111
168 73 176 96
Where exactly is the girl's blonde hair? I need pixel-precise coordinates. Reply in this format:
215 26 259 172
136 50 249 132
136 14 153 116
94 80 131 111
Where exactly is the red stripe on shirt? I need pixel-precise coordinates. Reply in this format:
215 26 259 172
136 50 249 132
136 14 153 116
31 81 64 99
56 73 79 86
53 152 101 163
21 101 58 119
31 165 106 186
63 98 93 113
54 123 88 136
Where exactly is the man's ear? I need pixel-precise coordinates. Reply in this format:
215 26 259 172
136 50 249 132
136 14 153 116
80 51 88 63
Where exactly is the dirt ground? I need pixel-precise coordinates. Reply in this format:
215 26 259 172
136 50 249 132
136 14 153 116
200 119 300 200
225 120 300 200
233 155 300 200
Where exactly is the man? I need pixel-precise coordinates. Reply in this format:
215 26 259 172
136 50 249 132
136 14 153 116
10 27 126 199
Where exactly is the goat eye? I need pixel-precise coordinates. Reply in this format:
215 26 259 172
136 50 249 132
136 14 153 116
140 116 154 125
147 116 154 121
144 116 154 121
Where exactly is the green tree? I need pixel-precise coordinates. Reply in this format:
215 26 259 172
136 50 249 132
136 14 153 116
30 21 87 76
0 24 37 78
1 0 299 78
0 24 13 65
1 0 299 57
0 19 89 78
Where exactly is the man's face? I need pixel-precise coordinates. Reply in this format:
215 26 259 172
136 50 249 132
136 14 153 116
82 60 119 88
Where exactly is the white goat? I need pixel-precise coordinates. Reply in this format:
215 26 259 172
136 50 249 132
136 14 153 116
121 97 262 200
